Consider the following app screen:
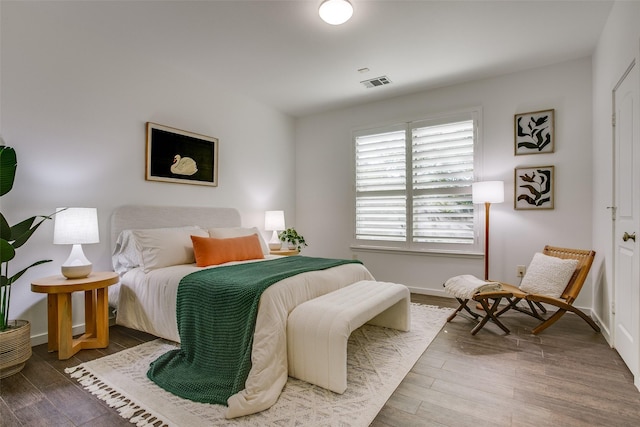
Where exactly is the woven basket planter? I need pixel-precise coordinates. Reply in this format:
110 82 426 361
0 320 32 379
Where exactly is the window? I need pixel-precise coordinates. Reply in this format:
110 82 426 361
354 109 481 254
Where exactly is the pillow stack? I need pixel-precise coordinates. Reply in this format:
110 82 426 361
112 225 270 274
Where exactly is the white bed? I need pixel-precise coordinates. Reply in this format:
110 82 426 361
109 205 374 418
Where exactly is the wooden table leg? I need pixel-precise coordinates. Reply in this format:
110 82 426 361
84 289 96 338
95 287 109 347
47 294 59 352
57 292 74 359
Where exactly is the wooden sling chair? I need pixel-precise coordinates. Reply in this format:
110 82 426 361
475 245 600 335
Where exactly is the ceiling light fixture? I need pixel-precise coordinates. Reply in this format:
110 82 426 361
319 0 353 25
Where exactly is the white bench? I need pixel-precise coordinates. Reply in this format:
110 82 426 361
287 280 411 394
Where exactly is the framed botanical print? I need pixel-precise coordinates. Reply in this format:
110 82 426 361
514 166 554 210
514 109 554 155
146 122 218 186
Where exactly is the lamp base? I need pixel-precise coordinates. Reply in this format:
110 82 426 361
61 264 92 279
268 230 282 250
61 244 93 279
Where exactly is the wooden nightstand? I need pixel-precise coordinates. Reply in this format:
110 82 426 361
31 271 119 360
270 249 299 256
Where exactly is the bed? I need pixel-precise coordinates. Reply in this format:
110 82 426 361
109 205 375 418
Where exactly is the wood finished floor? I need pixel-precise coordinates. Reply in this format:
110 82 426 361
1 294 639 426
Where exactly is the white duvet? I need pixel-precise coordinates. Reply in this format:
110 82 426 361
115 256 374 418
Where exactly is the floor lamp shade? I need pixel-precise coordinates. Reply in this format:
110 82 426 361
472 181 504 204
53 207 100 279
265 210 285 250
472 181 504 280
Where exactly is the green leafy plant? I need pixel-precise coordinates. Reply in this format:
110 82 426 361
1 146 55 331
278 228 307 252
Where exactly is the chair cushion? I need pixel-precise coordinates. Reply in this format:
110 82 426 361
520 252 578 298
444 275 502 299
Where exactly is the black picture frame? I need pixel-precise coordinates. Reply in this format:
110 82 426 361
145 122 218 187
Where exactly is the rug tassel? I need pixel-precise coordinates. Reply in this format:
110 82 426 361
94 386 114 400
86 383 105 393
106 394 126 407
119 402 142 419
65 366 89 379
130 409 151 425
80 377 96 387
64 369 153 424
65 365 80 375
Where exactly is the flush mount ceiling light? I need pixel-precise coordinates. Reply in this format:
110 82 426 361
319 0 353 25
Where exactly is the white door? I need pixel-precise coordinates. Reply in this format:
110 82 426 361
613 59 640 383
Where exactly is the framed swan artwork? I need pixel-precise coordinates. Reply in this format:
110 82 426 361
145 122 219 187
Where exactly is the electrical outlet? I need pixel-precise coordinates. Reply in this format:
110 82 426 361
517 265 526 277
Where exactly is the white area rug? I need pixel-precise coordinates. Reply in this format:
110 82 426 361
66 303 452 427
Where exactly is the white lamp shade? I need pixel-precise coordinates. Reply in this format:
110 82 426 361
264 210 285 231
472 181 504 204
53 207 100 245
319 0 353 25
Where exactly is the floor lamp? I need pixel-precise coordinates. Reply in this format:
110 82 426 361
472 181 504 280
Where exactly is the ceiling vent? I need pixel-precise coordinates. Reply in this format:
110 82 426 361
361 76 392 88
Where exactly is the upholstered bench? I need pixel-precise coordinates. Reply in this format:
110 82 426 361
287 280 410 394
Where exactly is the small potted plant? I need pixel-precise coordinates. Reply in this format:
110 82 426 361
278 228 307 252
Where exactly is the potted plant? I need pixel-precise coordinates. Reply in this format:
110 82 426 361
0 144 55 378
278 227 307 252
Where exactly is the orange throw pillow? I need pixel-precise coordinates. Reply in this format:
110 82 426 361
191 234 265 267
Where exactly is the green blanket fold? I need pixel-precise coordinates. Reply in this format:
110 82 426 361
147 256 362 405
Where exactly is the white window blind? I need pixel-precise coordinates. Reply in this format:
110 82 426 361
354 111 479 252
355 129 407 241
411 120 475 244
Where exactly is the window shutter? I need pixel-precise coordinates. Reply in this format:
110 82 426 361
355 130 407 241
411 120 475 244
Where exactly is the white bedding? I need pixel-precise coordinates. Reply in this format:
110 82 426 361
116 256 280 342
115 256 374 418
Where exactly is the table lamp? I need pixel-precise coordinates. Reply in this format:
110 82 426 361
264 210 285 251
472 181 504 280
53 207 100 279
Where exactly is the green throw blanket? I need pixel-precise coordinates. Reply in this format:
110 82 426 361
147 256 362 405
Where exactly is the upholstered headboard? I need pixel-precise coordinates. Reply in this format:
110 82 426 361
110 205 241 249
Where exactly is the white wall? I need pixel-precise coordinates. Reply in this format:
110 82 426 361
591 1 640 339
296 58 594 301
1 2 296 342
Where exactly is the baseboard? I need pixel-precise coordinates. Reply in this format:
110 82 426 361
407 286 451 298
30 324 87 347
29 311 117 347
591 311 612 346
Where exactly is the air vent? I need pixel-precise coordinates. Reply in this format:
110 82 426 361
361 76 392 88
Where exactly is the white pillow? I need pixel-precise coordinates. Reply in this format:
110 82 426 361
112 229 141 276
207 227 269 256
520 252 578 298
131 226 209 273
